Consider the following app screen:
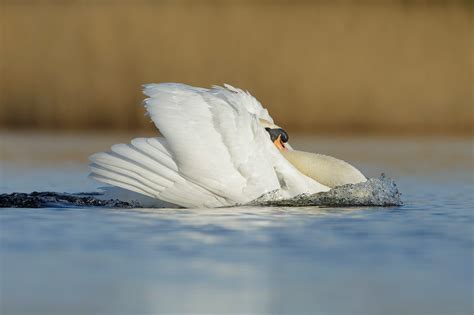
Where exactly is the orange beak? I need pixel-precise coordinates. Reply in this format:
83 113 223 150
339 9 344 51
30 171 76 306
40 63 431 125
273 135 286 150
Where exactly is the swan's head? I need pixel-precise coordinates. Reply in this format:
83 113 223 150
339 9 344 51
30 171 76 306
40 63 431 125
265 127 288 150
259 119 289 150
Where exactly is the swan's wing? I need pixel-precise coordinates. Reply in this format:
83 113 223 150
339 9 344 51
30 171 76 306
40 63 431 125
212 83 275 124
142 83 285 205
212 84 299 150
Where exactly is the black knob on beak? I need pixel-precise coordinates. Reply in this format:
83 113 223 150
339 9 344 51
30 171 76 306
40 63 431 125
279 129 289 143
265 128 289 143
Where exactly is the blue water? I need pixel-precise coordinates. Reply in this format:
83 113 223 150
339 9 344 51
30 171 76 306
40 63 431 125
0 133 473 314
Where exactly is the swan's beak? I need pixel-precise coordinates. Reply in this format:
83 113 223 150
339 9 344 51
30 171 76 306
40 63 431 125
274 135 287 150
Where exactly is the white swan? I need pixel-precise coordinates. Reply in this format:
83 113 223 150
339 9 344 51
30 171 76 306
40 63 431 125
89 83 366 208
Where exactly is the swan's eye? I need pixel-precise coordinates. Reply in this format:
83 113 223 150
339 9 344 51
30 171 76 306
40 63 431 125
265 128 289 143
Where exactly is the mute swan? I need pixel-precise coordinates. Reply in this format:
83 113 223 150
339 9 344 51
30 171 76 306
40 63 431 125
89 83 366 208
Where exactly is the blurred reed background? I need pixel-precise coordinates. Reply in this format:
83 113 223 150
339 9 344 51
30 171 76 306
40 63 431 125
0 0 472 135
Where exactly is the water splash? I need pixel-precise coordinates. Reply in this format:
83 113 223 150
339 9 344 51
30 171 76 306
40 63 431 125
248 174 402 207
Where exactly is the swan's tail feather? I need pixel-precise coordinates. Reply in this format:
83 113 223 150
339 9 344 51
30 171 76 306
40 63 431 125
89 137 228 208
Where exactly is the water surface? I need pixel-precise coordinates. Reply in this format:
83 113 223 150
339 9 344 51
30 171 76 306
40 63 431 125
1 132 473 315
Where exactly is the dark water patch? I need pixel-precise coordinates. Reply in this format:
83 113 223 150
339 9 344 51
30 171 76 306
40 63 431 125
0 191 140 209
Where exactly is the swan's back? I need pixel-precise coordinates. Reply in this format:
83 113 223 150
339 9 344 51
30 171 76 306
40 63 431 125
281 150 366 188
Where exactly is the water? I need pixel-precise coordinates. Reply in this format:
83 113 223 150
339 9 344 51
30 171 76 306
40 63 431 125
1 132 473 315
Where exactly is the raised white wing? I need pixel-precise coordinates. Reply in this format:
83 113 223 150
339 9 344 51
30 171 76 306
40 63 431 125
143 83 283 203
212 84 275 123
89 83 329 207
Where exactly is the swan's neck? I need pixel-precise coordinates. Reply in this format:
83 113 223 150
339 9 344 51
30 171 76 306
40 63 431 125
281 149 366 188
